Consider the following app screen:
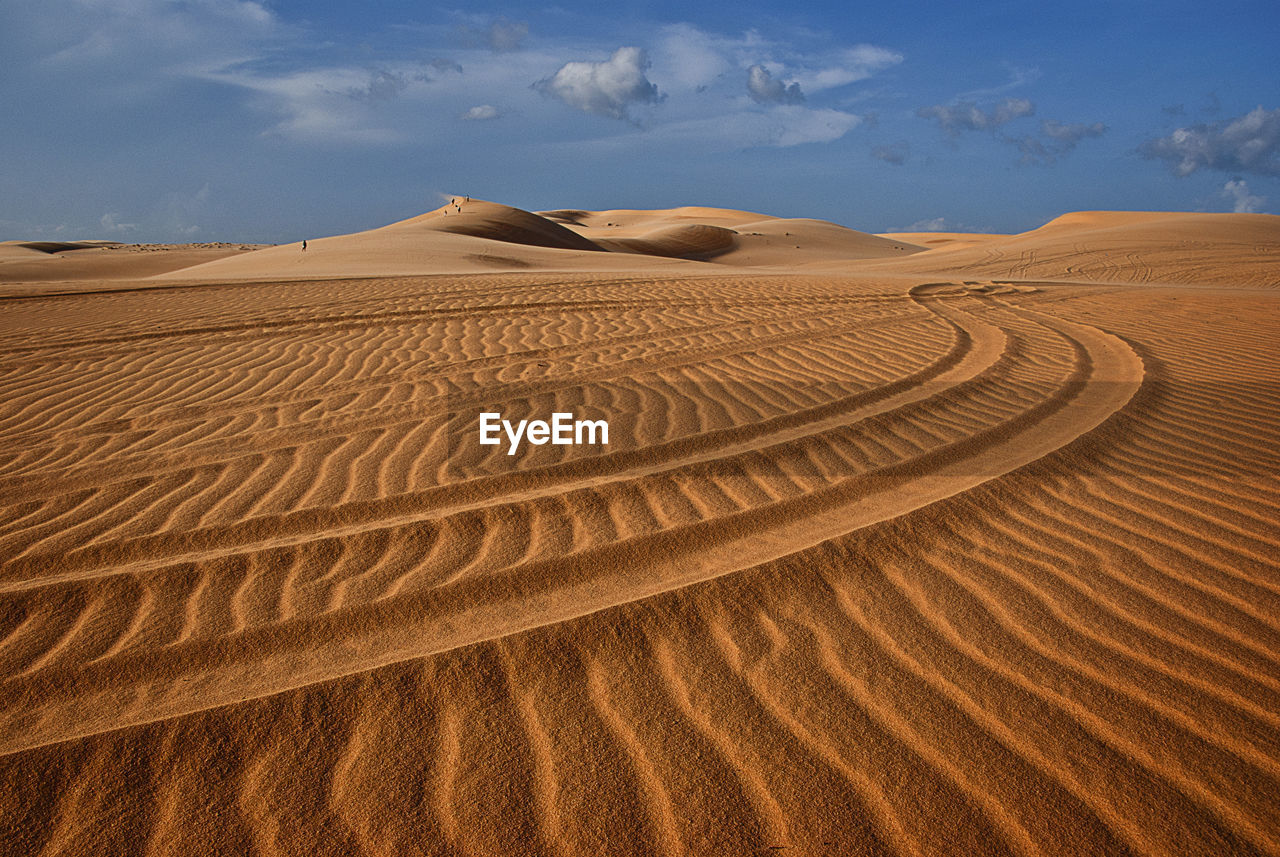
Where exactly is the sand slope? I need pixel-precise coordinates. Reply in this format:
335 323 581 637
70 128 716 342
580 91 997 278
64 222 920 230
876 232 1011 251
155 200 926 281
867 211 1280 287
0 205 1278 856
0 241 264 285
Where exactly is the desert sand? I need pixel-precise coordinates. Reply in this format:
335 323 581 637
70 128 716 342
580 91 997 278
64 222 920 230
1 200 1278 855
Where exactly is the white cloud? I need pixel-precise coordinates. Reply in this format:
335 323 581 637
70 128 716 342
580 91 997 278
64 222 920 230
99 212 137 235
764 105 860 146
583 104 861 152
906 216 950 231
534 47 662 120
650 23 735 92
647 25 900 105
792 45 903 94
523 26 902 152
747 65 804 104
1140 106 1280 177
461 104 500 121
1221 179 1266 213
42 0 276 77
4 7 904 216
205 66 409 144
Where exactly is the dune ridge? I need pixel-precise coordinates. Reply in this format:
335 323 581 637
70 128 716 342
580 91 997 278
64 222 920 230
0 203 1278 856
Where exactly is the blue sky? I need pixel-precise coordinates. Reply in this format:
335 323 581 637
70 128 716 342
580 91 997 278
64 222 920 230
2 0 1277 242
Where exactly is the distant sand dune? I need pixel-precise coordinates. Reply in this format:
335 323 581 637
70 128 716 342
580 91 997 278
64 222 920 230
868 211 1280 287
152 199 928 280
1 205 1278 855
0 241 264 285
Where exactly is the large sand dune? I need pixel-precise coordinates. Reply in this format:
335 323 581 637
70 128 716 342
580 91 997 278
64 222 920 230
156 199 926 281
1 204 1278 855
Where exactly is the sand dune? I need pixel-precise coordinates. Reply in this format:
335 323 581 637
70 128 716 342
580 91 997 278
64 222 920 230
1 203 1278 856
867 211 1280 287
395 200 607 252
0 241 264 286
156 199 927 281
595 223 740 259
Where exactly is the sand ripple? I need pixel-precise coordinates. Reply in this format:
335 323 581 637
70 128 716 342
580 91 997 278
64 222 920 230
1 267 1277 856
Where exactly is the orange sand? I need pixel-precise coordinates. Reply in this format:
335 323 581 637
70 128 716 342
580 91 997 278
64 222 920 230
1 202 1278 855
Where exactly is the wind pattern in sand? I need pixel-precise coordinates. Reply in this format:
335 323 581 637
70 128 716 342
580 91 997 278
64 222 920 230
1 209 1279 856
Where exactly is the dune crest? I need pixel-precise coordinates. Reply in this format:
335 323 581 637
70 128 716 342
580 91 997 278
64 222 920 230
388 200 606 252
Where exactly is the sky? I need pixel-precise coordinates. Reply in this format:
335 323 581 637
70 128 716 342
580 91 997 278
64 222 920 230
2 0 1278 243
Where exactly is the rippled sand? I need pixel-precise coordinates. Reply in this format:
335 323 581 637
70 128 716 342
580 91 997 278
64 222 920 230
1 205 1278 855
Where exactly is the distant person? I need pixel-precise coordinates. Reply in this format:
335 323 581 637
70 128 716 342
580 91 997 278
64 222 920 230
302 240 307 251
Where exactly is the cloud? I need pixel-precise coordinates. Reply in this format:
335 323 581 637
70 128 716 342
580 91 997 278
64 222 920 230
461 104 499 121
457 16 528 52
206 66 408 144
539 26 895 152
486 17 528 52
650 23 735 92
1139 106 1280 177
647 26 900 102
1007 135 1052 164
871 141 909 165
1041 119 1107 146
792 45 903 94
756 105 859 147
535 47 662 120
344 69 408 102
646 105 860 150
1221 179 1266 213
41 0 277 81
1009 119 1107 164
159 183 210 236
917 97 1035 136
905 217 951 231
957 66 1040 100
416 57 463 81
99 212 137 235
746 65 804 105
